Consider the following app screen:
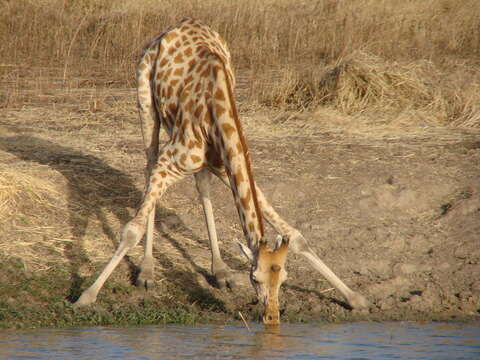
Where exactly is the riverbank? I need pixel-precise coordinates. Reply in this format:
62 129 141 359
1 101 479 328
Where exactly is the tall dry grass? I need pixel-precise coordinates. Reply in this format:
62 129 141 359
1 0 479 125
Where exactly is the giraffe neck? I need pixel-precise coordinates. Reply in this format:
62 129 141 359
209 55 264 247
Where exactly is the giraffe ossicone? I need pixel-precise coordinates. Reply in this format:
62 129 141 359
73 18 369 325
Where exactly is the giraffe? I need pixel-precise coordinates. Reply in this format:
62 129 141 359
73 18 369 324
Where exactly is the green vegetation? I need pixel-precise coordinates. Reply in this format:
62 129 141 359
0 260 202 329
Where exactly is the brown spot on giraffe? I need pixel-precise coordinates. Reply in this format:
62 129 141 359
194 104 204 118
190 154 202 163
184 74 193 84
188 58 196 70
222 122 235 138
173 67 184 77
204 109 214 125
240 189 252 211
185 99 195 114
236 141 243 154
184 47 193 57
193 81 201 93
164 31 177 43
207 80 214 93
174 53 184 64
160 58 168 67
167 86 174 98
215 88 226 101
216 104 226 119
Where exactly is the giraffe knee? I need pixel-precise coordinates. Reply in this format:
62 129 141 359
121 221 144 248
288 230 311 254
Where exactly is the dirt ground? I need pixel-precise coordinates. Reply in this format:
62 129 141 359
0 80 479 326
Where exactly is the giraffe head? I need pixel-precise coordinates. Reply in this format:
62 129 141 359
239 235 289 325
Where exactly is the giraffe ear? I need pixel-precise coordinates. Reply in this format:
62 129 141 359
274 235 283 250
237 241 255 263
275 235 289 250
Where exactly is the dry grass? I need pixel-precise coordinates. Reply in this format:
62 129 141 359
254 52 449 120
0 144 143 272
1 0 479 126
0 167 72 271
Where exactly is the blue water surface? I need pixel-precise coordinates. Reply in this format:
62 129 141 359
0 322 478 359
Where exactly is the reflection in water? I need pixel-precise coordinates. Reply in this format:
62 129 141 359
0 322 479 359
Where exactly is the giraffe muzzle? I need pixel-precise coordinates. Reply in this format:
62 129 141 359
263 303 281 325
263 312 280 325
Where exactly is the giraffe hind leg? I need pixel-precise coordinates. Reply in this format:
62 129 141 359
195 169 243 289
135 208 155 289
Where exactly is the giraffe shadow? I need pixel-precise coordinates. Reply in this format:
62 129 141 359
0 135 225 310
285 283 352 310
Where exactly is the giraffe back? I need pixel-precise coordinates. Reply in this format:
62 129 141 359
137 18 233 136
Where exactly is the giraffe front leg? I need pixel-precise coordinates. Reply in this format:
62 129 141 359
74 220 145 307
288 230 370 310
195 169 241 289
136 90 160 290
74 153 186 306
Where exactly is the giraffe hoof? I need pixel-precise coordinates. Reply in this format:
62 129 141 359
347 292 370 310
136 258 155 289
214 269 239 290
73 289 97 307
136 270 155 289
136 277 155 289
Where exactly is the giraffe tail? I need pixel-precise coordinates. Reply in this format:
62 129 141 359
136 39 162 164
209 54 265 245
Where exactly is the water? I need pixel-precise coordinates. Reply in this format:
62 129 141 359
0 322 478 360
